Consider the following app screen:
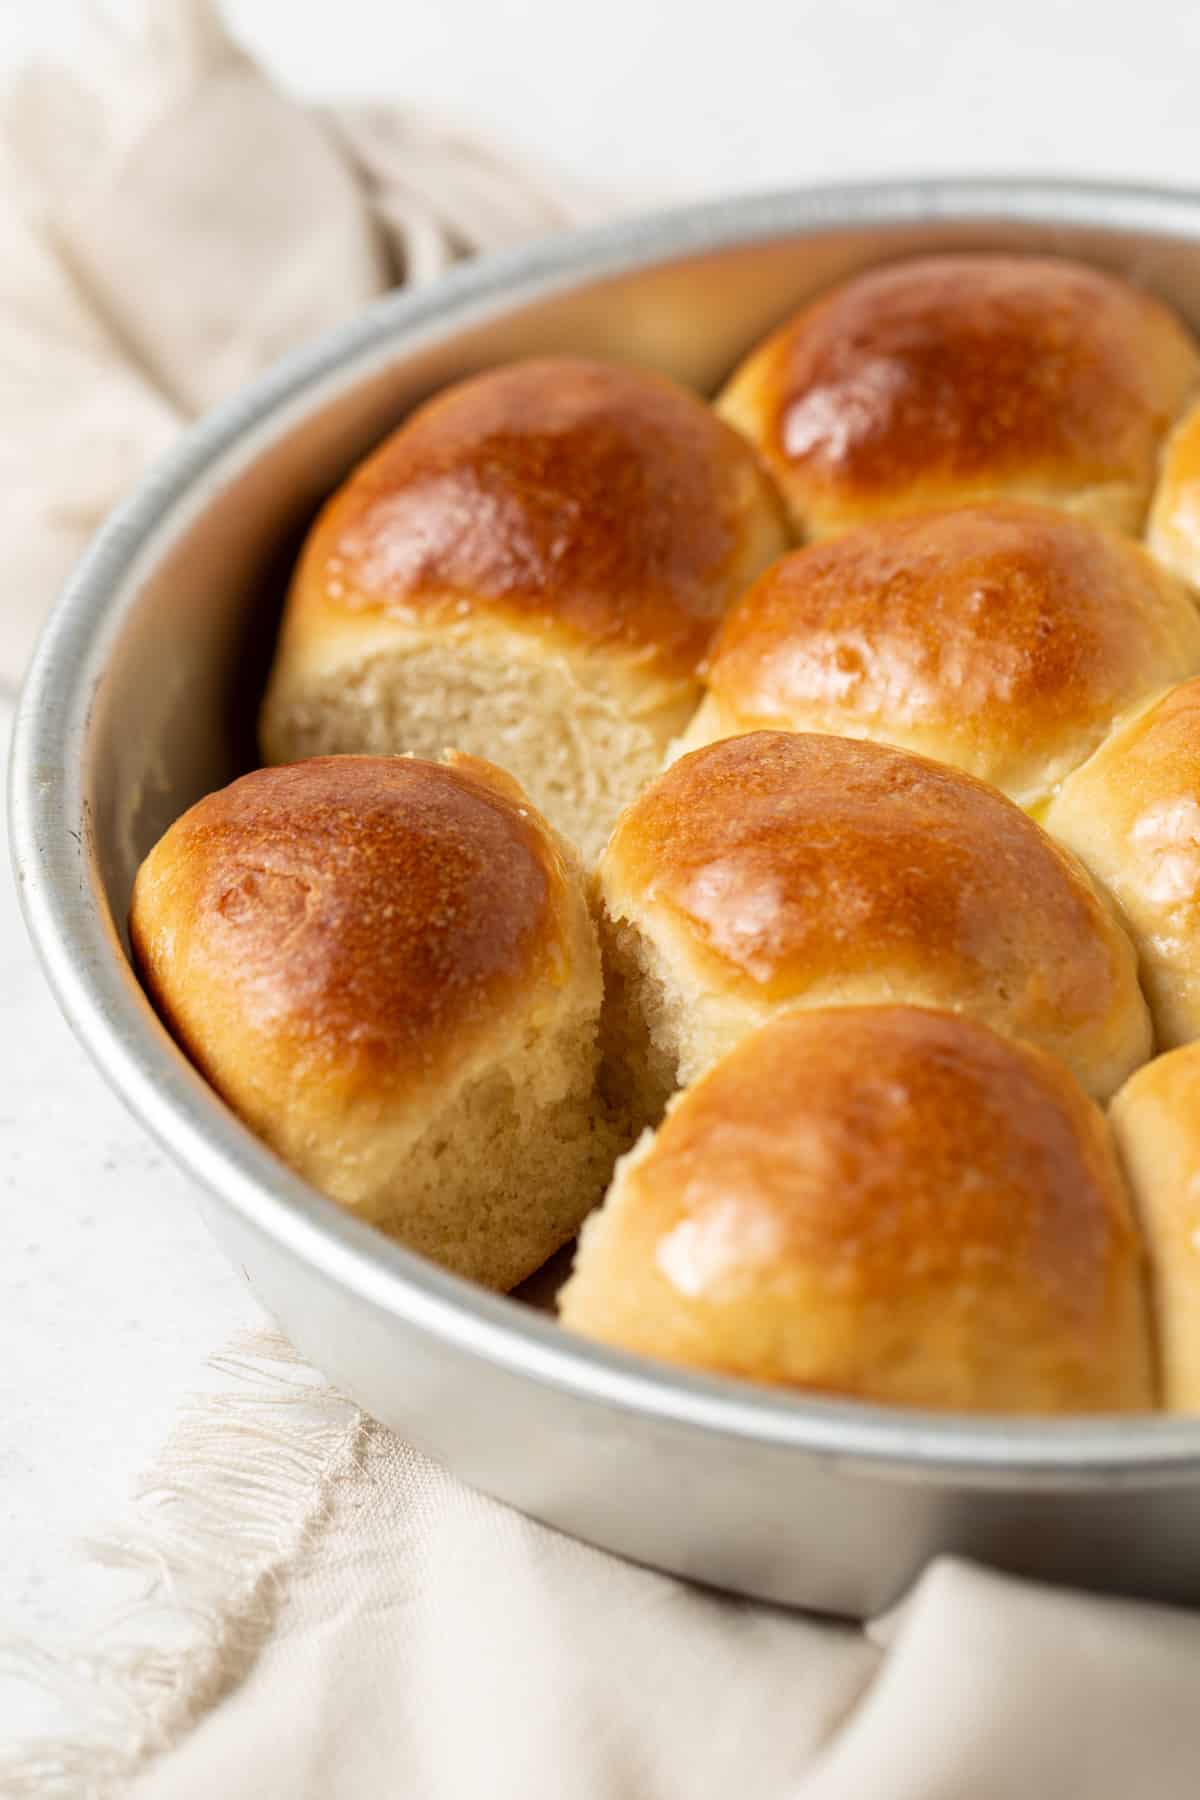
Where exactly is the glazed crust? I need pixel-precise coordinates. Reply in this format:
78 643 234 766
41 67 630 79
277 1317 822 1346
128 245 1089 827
717 255 1200 537
560 1005 1152 1412
276 355 789 682
1148 393 1200 591
1110 1043 1200 1411
130 753 576 1108
697 501 1200 803
1046 677 1200 1048
600 731 1148 1097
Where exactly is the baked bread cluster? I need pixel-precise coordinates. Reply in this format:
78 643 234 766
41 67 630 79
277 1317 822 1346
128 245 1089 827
133 251 1200 1415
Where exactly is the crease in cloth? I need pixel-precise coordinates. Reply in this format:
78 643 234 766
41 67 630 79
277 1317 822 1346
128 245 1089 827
0 0 587 687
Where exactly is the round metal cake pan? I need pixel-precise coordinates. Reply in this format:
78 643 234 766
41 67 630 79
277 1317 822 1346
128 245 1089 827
12 179 1200 1619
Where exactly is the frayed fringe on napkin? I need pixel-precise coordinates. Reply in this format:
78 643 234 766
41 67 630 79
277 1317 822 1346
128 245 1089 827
0 1333 367 1799
0 0 593 686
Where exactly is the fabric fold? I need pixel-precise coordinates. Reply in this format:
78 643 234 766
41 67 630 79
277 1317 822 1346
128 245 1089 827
0 0 580 684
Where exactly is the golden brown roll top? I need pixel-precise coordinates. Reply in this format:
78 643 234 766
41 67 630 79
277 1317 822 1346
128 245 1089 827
596 731 1150 1113
561 1005 1153 1413
260 355 789 860
1046 677 1200 1049
277 354 785 678
1110 1043 1200 1412
131 753 611 1290
1148 393 1200 592
682 501 1200 808
133 754 569 1097
717 254 1200 539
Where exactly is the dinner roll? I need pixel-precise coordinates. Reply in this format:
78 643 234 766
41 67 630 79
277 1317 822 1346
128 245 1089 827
260 355 789 860
130 753 610 1290
1046 677 1200 1048
680 501 1200 809
1110 1043 1200 1412
1148 393 1200 592
560 1005 1153 1413
717 254 1200 539
596 731 1149 1124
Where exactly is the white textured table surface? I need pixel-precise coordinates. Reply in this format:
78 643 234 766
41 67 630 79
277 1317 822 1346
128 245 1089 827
6 0 1200 199
0 700 265 1738
5 0 1200 1745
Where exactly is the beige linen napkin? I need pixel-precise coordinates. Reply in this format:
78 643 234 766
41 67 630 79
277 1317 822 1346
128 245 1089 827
5 6 1200 1796
0 0 584 687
